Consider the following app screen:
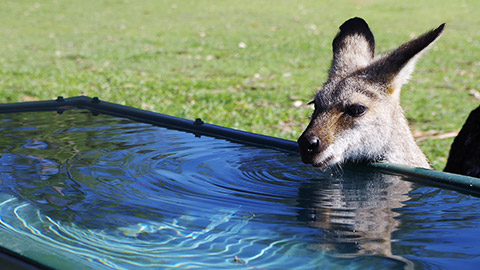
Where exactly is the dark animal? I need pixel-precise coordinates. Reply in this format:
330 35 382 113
444 105 480 177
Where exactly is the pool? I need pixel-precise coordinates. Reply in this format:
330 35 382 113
0 98 480 269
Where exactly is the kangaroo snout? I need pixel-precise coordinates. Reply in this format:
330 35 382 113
298 133 321 154
297 132 329 167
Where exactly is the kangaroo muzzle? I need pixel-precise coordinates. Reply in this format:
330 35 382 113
297 131 327 167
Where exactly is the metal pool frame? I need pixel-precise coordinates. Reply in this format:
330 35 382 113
0 95 479 269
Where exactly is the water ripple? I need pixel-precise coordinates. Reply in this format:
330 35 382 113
1 110 473 269
0 194 332 269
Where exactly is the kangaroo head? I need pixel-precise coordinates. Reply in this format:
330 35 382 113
298 17 444 169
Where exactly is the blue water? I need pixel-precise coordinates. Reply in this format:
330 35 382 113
0 110 479 269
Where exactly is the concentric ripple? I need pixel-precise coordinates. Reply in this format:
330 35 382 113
1 110 480 269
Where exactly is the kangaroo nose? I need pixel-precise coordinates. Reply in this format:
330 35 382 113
298 134 321 154
306 137 320 153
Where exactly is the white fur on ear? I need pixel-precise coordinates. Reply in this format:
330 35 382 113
392 54 418 86
363 23 445 97
330 17 375 78
388 52 422 100
390 32 442 91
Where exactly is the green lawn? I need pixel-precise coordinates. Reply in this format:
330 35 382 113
1 0 479 169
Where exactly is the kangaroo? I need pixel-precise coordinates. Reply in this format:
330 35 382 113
298 17 445 169
444 105 480 177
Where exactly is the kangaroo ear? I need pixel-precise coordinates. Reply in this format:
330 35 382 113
365 23 445 96
329 17 375 78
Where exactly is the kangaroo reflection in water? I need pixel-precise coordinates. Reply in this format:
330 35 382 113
297 168 413 267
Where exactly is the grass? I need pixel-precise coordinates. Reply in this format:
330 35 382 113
0 0 479 169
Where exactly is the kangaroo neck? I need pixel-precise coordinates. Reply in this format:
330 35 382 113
383 108 431 168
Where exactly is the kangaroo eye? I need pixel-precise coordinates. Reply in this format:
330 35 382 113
345 104 368 117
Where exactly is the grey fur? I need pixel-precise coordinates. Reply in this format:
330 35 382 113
298 17 445 169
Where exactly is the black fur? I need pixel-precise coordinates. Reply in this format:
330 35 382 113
365 23 445 84
444 105 480 178
333 17 375 58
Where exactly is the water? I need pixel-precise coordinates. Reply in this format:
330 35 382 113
0 110 479 269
